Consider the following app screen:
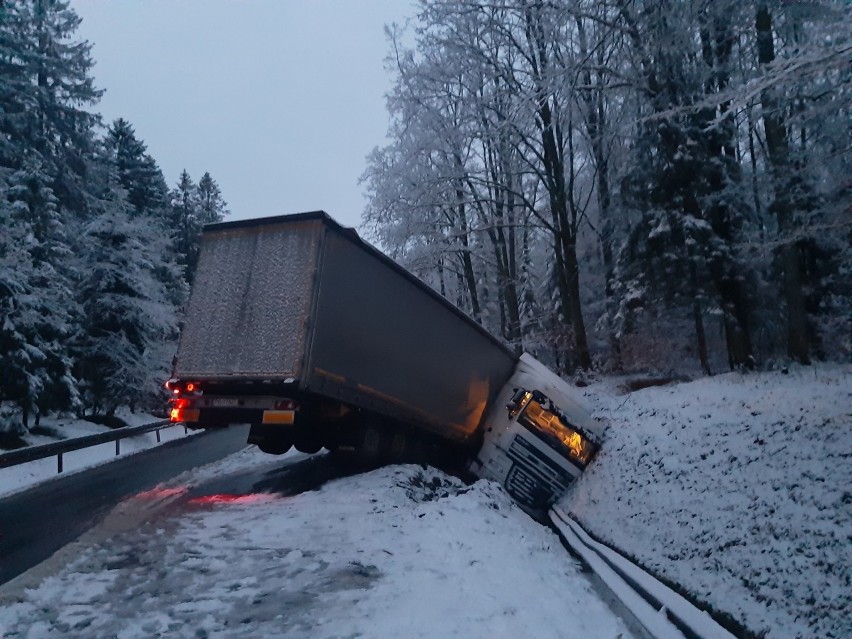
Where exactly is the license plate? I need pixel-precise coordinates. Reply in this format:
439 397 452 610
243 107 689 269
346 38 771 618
210 398 240 407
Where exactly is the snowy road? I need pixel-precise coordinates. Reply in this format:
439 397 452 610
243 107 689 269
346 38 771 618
0 446 635 638
0 425 249 586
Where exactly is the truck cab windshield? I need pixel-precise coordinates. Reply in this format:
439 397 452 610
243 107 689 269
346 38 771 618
516 394 596 467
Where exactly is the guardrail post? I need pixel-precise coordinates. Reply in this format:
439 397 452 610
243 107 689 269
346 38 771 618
115 439 120 456
156 428 161 443
57 452 63 473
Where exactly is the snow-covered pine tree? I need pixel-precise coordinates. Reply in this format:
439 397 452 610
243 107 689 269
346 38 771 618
5 0 101 214
0 2 32 170
0 163 78 431
167 169 229 285
169 169 198 282
0 172 39 434
196 172 228 223
611 0 757 371
0 0 107 429
102 119 186 309
105 118 170 219
74 171 179 416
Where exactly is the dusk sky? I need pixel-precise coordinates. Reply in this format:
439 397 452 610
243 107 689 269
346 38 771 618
74 0 416 229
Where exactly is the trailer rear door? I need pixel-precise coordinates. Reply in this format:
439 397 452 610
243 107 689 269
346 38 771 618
173 219 322 379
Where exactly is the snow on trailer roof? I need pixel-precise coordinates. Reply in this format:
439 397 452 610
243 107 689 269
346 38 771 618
204 210 353 235
202 211 517 360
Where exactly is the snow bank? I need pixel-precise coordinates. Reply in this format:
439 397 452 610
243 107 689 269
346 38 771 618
560 364 851 639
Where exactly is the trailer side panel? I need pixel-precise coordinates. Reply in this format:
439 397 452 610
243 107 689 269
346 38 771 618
305 226 516 441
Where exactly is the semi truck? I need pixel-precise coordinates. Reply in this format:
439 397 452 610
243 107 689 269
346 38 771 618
167 211 602 512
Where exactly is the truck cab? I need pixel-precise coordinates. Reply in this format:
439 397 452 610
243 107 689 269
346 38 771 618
470 354 603 513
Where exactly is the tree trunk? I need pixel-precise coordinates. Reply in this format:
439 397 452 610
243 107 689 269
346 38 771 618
700 13 755 370
576 15 620 370
525 6 592 370
453 181 481 322
688 249 711 375
756 3 811 363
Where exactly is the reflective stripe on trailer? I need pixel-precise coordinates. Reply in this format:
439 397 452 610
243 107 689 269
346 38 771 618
262 410 295 425
170 408 200 423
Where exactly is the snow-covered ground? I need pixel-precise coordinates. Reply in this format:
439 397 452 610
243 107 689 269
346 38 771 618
0 449 635 639
1 365 848 638
0 410 194 498
560 363 851 639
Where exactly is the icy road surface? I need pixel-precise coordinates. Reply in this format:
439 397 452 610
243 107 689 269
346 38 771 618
0 448 634 639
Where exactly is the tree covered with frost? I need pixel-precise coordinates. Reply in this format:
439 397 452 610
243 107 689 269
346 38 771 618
75 190 179 414
0 1 230 433
170 169 229 285
364 0 851 374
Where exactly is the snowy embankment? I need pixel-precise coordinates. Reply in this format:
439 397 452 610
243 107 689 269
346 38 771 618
0 451 634 639
0 410 193 498
560 364 851 639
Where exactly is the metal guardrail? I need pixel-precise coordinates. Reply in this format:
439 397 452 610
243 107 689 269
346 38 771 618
550 507 738 639
0 420 183 473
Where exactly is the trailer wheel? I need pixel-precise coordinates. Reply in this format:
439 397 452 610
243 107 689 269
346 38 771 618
294 435 322 455
389 432 409 462
249 424 293 455
359 427 386 462
258 441 292 455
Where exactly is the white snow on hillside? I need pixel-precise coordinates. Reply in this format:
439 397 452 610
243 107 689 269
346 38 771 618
560 364 851 639
0 451 634 639
2 365 848 638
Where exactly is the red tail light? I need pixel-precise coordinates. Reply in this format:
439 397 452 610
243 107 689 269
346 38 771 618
165 379 202 397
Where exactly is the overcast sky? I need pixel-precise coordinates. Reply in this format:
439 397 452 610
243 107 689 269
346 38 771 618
74 0 416 229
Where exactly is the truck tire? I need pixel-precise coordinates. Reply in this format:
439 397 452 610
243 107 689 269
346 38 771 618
248 423 293 455
258 441 292 455
359 427 386 463
389 431 409 462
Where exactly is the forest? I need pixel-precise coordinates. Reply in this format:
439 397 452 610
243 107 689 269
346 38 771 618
1 0 849 435
363 0 850 376
0 1 228 433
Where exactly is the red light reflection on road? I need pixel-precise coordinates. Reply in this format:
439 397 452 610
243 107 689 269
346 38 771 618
135 486 188 500
188 493 273 505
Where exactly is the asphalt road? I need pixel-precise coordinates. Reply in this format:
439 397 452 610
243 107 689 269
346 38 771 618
0 425 251 585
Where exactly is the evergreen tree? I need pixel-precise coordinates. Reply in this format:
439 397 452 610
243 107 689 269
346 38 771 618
169 170 228 284
75 175 179 415
102 120 186 308
169 169 198 280
196 171 228 225
0 0 101 213
0 172 38 433
105 118 169 219
0 2 32 170
0 1 235 430
0 165 78 430
0 0 102 429
609 0 756 370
